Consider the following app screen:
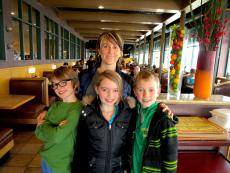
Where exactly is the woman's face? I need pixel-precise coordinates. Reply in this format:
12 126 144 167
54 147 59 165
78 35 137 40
99 39 122 66
95 78 120 107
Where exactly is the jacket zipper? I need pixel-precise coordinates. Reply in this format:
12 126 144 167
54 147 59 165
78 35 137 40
105 124 112 173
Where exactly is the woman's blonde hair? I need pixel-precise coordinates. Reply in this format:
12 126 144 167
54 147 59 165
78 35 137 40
134 70 161 89
96 31 124 65
94 70 123 104
51 66 79 89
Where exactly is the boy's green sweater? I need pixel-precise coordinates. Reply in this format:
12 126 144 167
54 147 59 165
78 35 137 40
35 101 83 173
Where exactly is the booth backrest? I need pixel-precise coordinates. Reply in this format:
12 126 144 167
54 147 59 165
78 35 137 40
42 71 53 81
9 77 49 107
213 81 230 97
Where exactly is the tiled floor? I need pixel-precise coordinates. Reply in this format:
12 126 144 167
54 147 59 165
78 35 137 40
0 129 43 173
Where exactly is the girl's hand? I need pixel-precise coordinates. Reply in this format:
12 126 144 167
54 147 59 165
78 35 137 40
36 111 47 126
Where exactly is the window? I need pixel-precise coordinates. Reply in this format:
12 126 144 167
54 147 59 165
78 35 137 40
10 0 41 60
0 0 5 60
226 47 230 76
77 38 81 59
184 29 200 72
152 39 160 67
70 33 81 59
44 17 58 59
60 27 69 59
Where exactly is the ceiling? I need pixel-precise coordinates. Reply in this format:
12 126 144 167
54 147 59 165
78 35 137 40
39 0 205 44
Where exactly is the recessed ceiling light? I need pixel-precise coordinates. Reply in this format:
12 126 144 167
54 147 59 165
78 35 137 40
98 5 104 9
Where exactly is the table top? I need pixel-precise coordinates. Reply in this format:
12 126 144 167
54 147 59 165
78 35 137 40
157 93 230 105
0 95 35 110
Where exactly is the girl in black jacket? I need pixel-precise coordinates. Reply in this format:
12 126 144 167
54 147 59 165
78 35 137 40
72 70 132 173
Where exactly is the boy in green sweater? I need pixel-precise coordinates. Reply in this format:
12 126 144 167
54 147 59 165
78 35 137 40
130 70 178 173
35 66 83 173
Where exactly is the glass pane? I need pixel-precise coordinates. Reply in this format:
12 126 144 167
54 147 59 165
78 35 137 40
22 2 29 22
64 29 68 38
45 32 49 59
226 48 230 76
55 23 58 35
54 36 58 59
49 20 52 33
61 27 64 38
49 35 54 59
31 8 38 27
23 24 30 60
10 0 18 18
64 40 69 59
12 20 21 60
70 42 75 59
32 27 38 59
60 38 64 59
77 45 80 59
44 17 48 31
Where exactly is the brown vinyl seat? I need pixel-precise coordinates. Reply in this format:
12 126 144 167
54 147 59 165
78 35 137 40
0 128 14 159
0 77 49 125
213 81 230 97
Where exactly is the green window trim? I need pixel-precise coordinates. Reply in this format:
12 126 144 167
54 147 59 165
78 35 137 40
11 0 41 60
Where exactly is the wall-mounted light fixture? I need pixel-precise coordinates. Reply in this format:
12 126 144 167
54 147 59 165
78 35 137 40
28 67 36 78
72 62 76 66
51 64 57 70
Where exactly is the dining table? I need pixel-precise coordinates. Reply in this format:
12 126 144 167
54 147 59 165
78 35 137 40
0 94 35 110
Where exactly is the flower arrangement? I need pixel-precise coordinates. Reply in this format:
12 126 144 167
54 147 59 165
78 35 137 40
189 0 228 51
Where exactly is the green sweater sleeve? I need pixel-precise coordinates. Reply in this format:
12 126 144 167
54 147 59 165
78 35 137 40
35 103 82 144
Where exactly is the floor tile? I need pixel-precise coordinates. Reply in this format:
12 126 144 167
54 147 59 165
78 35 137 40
13 131 34 144
10 143 26 154
17 143 42 155
4 154 34 167
28 154 41 168
0 166 26 173
24 167 41 173
28 136 43 144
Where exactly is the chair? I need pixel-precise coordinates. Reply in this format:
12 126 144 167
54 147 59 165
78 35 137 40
213 81 230 97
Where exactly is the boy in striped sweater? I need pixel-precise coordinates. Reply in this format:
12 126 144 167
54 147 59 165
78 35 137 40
129 70 178 173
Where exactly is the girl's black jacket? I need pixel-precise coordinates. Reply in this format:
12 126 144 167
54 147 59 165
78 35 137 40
72 98 133 173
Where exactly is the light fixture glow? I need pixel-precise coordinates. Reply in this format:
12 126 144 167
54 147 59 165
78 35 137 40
28 67 36 77
51 64 57 70
98 5 104 9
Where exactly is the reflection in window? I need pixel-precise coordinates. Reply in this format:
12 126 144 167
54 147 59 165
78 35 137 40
10 0 18 18
226 47 230 76
12 19 20 60
61 27 69 59
44 17 58 59
70 33 81 59
10 0 41 60
0 0 5 60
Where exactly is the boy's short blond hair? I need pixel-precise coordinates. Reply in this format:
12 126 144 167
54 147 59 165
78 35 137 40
134 70 161 89
94 70 123 103
51 66 79 89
